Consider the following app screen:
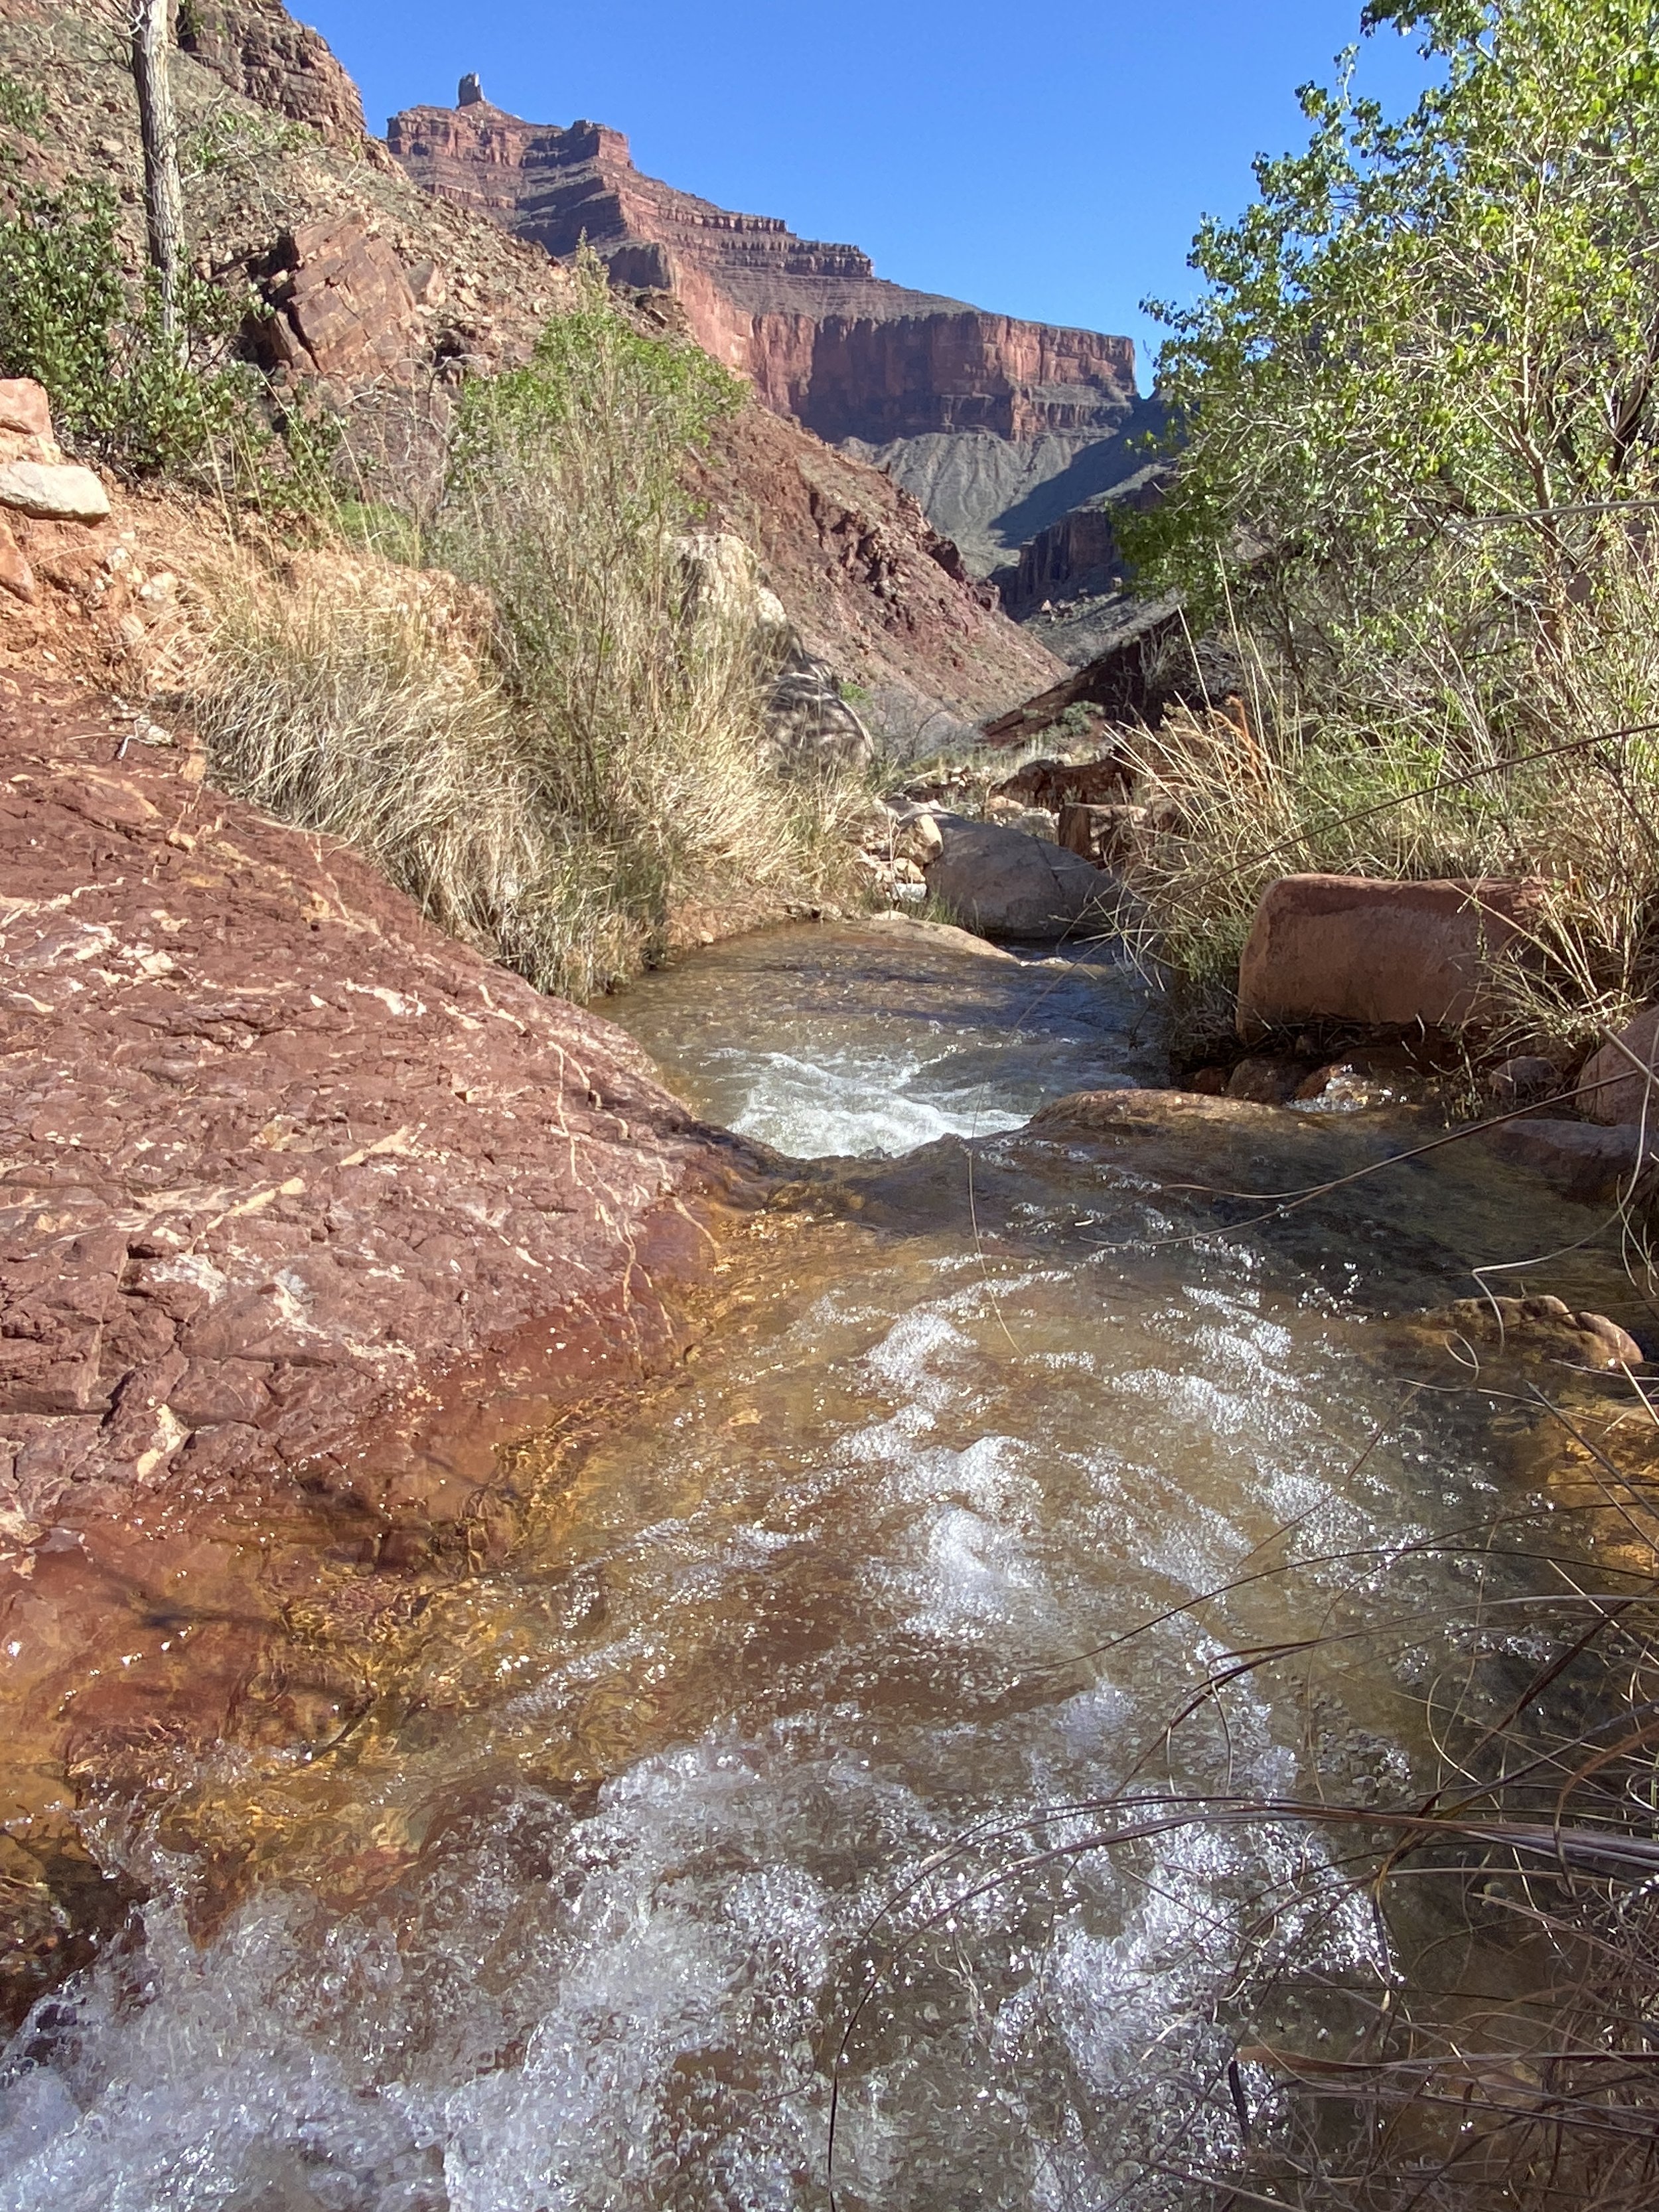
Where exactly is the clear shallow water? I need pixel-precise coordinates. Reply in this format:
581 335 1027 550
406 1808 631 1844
608 922 1163 1157
0 925 1626 2211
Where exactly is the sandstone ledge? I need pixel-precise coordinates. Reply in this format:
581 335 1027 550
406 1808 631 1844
0 676 774 1553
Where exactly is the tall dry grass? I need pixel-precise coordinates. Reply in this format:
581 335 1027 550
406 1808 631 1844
190 271 868 1000
1112 538 1659 1051
189 563 651 993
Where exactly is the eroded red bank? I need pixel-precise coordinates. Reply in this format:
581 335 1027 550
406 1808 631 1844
0 674 776 2012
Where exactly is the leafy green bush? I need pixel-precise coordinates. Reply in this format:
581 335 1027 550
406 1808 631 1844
0 179 251 477
1114 0 1659 1039
1127 0 1659 726
0 71 42 139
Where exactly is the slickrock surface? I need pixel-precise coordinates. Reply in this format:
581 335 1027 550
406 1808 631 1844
0 676 772 1554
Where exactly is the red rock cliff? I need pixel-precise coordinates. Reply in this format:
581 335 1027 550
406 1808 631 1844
386 96 1137 446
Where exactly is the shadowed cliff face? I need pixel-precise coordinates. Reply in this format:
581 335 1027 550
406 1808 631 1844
386 99 1139 458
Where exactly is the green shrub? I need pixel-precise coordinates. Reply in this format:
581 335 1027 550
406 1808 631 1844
0 179 252 477
194 270 867 1001
1111 0 1659 1042
1131 1 1659 690
0 72 42 140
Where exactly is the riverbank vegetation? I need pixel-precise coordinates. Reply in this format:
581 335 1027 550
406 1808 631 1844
0 13 871 998
192 269 867 998
1076 5 1659 2197
0 131 869 997
1120 0 1659 1047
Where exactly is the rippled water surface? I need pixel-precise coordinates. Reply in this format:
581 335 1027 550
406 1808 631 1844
0 924 1629 2211
608 921 1162 1155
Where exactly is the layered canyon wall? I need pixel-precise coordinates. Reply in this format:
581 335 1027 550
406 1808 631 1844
386 96 1135 444
387 90 1157 581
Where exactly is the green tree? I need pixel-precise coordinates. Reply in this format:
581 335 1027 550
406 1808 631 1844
0 179 252 477
1127 0 1659 727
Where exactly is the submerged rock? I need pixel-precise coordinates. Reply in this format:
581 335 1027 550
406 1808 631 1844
1226 1053 1305 1105
1480 1116 1653 1203
1422 1294 1642 1370
1294 1045 1423 1112
858 911 1018 962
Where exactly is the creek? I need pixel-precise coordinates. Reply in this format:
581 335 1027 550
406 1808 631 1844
0 921 1634 2211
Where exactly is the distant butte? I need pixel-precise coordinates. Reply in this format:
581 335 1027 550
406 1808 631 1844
386 85 1157 583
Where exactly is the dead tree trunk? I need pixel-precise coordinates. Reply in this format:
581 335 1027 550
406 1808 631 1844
130 0 184 353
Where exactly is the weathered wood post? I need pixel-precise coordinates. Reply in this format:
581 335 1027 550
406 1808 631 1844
129 0 185 353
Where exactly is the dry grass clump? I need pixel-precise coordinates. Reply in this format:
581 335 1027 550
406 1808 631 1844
189 269 868 1001
190 560 622 990
1111 545 1659 1053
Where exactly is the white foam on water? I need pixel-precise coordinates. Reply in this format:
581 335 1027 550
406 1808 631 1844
719 1047 1027 1157
0 971 1486 2209
0 1704 1381 2212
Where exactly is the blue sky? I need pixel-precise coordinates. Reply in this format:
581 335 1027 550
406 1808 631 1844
299 1 1431 388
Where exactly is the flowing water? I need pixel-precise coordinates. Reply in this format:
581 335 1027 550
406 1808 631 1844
0 922 1634 2211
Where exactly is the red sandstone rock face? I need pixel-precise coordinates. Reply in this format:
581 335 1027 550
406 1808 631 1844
1236 874 1545 1040
0 677 770 1551
684 396 1062 735
178 0 378 152
252 215 421 380
386 100 1137 446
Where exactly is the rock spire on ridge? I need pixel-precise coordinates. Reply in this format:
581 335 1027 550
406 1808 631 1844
457 72 484 106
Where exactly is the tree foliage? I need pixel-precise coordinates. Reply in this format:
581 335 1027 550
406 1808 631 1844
1126 0 1659 723
0 180 250 476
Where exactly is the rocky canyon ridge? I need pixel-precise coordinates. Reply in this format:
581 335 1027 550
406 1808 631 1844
387 79 1162 581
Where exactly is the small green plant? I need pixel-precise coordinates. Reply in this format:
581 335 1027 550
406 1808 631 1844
334 499 423 565
0 179 253 477
183 104 314 184
0 71 43 139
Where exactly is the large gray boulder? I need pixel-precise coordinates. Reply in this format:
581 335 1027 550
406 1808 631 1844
924 814 1116 939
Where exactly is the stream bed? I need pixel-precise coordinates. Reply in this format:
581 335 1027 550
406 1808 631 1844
0 922 1636 2211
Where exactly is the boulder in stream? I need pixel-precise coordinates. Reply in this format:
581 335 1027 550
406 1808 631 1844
1479 1116 1654 1203
1237 873 1543 1039
1421 1294 1642 1370
924 814 1117 939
